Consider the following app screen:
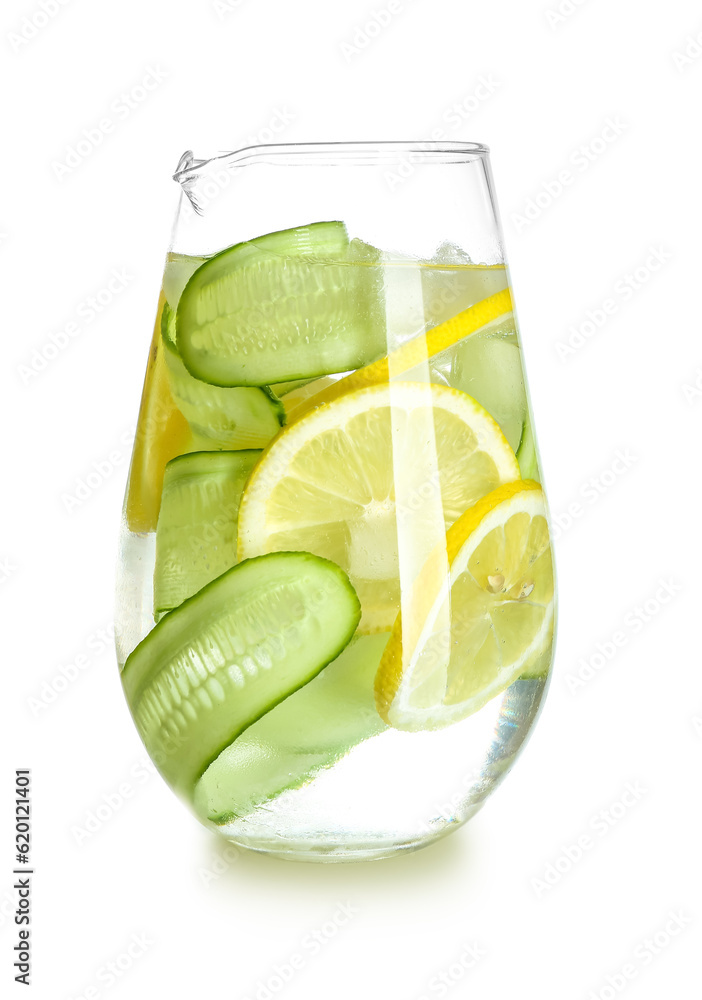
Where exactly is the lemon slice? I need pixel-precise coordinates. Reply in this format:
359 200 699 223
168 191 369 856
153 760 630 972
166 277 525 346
375 480 555 730
283 287 514 423
237 382 519 633
126 296 193 532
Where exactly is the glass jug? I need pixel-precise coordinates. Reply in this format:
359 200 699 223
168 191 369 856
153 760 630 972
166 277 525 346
115 142 556 861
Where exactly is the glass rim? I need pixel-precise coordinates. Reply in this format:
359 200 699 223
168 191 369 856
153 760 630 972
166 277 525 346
174 141 490 182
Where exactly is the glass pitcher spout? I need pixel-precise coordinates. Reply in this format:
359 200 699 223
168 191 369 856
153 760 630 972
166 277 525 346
173 150 211 214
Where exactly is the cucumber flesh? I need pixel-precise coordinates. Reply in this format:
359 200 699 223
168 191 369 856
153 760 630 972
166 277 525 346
176 221 386 386
445 316 526 453
194 633 390 824
268 377 318 396
161 298 178 351
162 302 284 448
153 450 259 617
122 551 362 795
162 252 207 310
516 410 539 481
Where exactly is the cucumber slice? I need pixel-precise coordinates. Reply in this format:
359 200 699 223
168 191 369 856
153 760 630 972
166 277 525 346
446 316 527 453
122 551 361 794
268 377 318 396
162 252 207 310
176 221 386 386
161 298 178 351
153 450 259 617
193 633 390 824
516 410 539 481
162 302 284 448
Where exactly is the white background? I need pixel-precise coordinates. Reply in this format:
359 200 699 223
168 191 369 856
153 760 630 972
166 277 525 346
2 0 701 997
